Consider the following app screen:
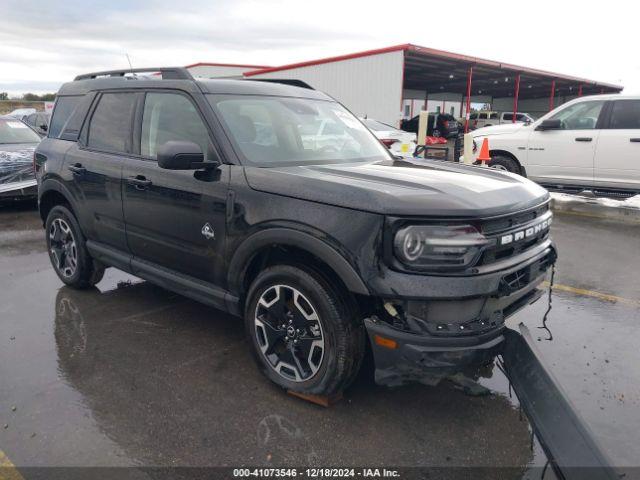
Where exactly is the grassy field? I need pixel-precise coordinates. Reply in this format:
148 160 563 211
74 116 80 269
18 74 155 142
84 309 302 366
0 100 45 115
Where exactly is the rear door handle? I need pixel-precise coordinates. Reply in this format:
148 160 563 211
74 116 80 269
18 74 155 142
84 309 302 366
67 163 87 175
630 138 640 143
127 175 152 190
575 137 592 142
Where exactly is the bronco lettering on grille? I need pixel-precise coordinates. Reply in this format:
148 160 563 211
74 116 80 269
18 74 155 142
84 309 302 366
499 217 551 246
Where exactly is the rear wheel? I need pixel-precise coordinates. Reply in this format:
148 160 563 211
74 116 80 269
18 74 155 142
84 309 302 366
488 154 521 174
245 264 365 396
46 205 105 289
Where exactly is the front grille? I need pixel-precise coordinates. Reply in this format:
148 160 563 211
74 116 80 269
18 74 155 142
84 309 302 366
480 203 549 235
477 203 551 267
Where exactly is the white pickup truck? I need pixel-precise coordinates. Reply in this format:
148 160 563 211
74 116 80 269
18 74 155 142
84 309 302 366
465 94 640 192
468 111 535 130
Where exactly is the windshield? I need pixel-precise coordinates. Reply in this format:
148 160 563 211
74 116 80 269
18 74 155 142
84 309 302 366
208 95 390 167
0 119 41 144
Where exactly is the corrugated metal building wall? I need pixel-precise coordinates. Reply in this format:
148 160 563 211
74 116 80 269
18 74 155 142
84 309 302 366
245 51 405 126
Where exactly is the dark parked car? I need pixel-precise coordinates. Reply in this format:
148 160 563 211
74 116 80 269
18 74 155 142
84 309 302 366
401 112 460 138
36 68 556 396
24 112 51 137
0 116 41 200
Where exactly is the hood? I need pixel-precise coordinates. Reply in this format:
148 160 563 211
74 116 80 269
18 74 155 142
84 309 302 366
0 142 37 159
473 123 529 137
244 159 549 217
374 130 416 143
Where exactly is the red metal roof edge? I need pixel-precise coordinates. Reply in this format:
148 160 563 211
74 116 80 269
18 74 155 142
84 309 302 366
186 62 271 70
243 44 412 76
243 43 622 90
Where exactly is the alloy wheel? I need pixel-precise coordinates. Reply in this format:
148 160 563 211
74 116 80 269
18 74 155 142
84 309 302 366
254 285 324 382
49 218 78 278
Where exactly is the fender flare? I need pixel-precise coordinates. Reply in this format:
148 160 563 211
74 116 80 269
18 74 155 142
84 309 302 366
38 178 80 220
227 228 370 297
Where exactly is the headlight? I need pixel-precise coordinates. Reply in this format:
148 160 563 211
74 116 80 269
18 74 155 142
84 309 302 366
394 224 489 271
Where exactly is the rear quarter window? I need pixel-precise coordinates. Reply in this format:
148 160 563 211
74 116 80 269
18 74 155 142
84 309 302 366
49 96 82 138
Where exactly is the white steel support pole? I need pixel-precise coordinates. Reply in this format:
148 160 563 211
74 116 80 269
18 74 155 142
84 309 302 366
463 133 474 164
417 111 429 146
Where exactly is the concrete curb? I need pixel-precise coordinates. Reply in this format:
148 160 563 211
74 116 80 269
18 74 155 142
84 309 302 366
550 194 640 223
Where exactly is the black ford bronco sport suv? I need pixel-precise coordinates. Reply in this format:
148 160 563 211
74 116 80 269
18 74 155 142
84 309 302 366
36 67 556 396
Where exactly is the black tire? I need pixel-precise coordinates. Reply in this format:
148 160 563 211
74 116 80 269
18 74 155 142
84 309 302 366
45 205 105 289
245 264 365 396
488 154 521 174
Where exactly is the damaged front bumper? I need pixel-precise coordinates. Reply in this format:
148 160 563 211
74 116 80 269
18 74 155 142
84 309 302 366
365 245 556 387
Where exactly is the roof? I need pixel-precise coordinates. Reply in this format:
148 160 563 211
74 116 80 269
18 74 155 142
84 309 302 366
198 78 329 99
244 43 623 98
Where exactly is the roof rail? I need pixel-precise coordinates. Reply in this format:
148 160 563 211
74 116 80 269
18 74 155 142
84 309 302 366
74 67 193 81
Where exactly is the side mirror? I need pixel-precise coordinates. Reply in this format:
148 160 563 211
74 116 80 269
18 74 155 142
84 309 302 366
157 141 213 170
536 119 562 131
40 124 48 132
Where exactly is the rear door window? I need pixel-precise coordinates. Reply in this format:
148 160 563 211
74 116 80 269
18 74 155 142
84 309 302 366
49 96 82 138
608 100 640 129
87 93 136 153
503 113 513 121
479 113 487 119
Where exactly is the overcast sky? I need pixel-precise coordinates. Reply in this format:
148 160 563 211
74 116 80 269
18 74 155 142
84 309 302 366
1 0 638 96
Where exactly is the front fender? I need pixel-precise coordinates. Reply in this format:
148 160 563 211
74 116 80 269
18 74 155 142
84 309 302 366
227 228 370 297
38 176 81 221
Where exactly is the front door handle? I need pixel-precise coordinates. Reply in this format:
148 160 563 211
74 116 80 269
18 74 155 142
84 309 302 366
575 137 592 142
127 175 152 190
68 163 87 175
630 138 640 143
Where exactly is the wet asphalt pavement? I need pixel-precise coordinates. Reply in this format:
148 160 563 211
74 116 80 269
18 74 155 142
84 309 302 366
0 202 638 478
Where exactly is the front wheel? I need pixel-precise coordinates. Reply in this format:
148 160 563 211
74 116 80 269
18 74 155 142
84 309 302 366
245 264 365 396
488 155 521 174
45 205 105 288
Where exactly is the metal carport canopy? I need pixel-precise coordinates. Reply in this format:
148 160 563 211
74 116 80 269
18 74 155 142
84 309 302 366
402 43 622 99
244 43 623 99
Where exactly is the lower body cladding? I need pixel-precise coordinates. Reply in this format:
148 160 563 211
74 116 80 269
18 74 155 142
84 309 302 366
364 246 556 387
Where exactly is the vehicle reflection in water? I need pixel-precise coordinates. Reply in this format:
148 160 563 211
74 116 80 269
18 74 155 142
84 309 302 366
53 282 536 472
